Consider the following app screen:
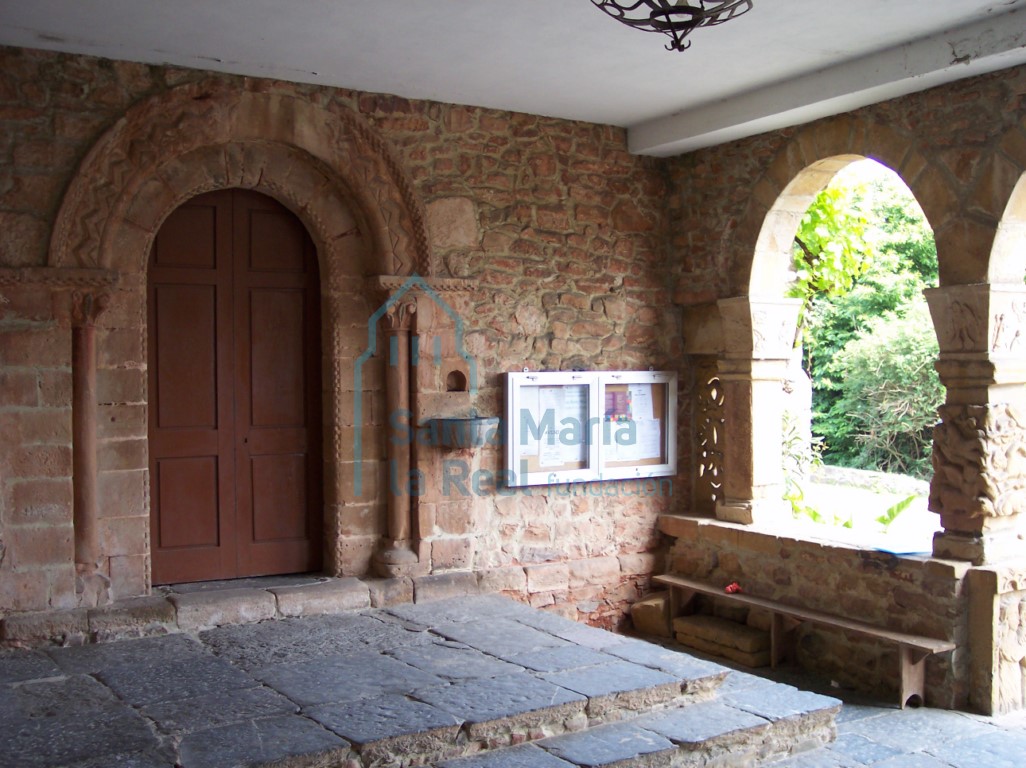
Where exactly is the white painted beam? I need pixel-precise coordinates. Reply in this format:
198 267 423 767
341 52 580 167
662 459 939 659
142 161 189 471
628 8 1026 157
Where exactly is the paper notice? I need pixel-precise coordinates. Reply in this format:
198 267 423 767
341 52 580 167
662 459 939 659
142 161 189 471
518 387 540 457
636 419 663 460
537 386 564 468
628 384 654 421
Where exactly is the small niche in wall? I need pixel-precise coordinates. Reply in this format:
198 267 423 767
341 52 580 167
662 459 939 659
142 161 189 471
446 370 468 392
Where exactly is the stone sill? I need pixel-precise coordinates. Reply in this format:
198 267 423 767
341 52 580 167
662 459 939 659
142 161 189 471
658 514 973 578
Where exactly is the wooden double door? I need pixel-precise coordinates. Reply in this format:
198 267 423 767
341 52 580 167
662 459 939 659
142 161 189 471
148 189 323 585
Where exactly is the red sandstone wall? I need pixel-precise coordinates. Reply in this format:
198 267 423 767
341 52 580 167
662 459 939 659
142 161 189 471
661 66 1026 711
668 65 1026 300
0 47 683 623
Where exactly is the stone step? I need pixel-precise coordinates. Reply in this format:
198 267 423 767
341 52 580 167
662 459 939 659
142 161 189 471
0 595 839 768
435 673 840 768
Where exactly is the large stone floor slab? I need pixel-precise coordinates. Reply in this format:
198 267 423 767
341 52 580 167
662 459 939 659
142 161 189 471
0 592 1021 767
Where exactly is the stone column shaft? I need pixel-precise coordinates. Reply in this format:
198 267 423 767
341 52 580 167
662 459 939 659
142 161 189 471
71 291 111 605
374 299 419 576
714 297 802 525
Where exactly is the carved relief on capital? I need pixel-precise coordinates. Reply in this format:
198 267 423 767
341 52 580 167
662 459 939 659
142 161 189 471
70 291 111 329
717 297 801 360
926 284 1026 357
930 403 1026 522
991 299 1026 355
382 300 417 333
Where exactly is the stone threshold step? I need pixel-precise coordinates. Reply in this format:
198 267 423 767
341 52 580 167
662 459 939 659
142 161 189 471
1 570 532 648
436 680 840 768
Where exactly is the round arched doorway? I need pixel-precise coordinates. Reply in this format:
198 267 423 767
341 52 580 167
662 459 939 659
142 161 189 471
147 188 323 584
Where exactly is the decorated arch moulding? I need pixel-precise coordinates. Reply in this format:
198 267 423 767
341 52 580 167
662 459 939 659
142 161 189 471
47 79 433 279
732 117 920 299
989 159 1026 284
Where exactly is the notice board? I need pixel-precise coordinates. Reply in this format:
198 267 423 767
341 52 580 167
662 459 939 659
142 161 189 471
504 370 677 487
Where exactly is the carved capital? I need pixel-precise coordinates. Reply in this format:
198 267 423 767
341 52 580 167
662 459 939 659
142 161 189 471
717 296 801 361
926 285 1026 406
70 291 111 329
382 300 417 333
925 284 1026 357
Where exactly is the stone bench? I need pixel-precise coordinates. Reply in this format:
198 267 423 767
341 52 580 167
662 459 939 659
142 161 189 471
653 573 956 709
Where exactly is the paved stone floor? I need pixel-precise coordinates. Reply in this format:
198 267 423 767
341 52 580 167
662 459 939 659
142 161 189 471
739 664 1026 767
0 593 1023 767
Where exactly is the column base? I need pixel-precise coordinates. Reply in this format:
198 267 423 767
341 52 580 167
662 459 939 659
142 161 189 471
716 500 754 525
75 563 111 608
372 540 420 578
716 497 790 526
933 528 1026 565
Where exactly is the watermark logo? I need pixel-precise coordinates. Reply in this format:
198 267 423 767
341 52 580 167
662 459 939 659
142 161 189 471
354 274 475 494
355 275 672 499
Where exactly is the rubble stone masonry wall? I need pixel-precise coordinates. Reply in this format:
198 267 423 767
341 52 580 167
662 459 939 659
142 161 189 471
0 46 680 626
664 64 1026 712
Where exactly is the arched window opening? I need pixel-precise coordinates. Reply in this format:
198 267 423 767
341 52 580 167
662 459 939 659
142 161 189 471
783 158 942 551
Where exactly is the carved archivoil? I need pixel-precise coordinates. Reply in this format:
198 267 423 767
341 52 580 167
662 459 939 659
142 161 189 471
49 81 431 276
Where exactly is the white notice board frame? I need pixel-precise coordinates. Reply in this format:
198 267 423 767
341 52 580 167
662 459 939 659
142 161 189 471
504 370 677 487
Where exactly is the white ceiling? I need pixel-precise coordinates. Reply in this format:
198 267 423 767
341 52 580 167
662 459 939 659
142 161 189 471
2 1 1026 156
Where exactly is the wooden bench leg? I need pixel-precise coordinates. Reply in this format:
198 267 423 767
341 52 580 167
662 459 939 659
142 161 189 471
770 613 798 668
899 645 928 708
667 587 696 622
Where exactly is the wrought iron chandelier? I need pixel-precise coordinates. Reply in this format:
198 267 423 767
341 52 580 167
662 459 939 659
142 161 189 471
592 0 754 52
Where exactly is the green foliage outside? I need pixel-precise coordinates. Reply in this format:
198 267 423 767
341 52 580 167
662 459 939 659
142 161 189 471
789 185 874 355
789 161 941 483
819 302 944 477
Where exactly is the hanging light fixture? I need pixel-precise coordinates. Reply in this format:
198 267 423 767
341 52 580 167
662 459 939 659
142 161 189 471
592 0 754 52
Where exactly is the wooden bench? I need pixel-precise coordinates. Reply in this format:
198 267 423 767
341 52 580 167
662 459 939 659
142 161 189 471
654 573 956 709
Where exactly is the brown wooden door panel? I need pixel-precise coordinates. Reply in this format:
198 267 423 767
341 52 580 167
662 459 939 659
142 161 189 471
153 204 218 269
232 190 322 578
154 430 220 457
151 284 219 429
149 189 321 585
155 457 220 549
250 454 309 541
248 288 307 427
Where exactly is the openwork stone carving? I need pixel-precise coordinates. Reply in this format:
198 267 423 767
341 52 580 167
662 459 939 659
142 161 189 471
931 403 1026 520
695 359 725 514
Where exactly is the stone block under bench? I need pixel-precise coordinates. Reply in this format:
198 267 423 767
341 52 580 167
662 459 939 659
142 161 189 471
673 614 771 668
629 591 672 638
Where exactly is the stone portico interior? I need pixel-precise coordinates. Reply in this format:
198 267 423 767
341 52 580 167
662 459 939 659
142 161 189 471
1 37 1026 718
